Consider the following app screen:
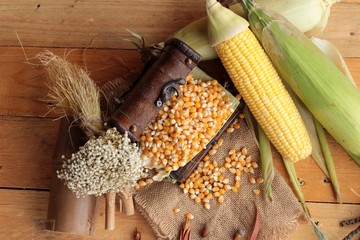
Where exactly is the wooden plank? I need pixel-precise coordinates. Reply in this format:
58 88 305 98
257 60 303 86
290 202 360 240
0 47 143 117
0 189 156 239
274 135 360 203
0 0 206 49
0 117 58 189
0 1 358 57
0 47 359 118
0 189 359 240
0 115 359 203
315 2 360 58
0 54 359 200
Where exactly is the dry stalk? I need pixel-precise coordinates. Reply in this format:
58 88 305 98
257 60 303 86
38 50 103 137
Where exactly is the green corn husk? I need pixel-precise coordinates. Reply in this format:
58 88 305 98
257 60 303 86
258 123 274 201
170 17 217 61
243 105 274 201
314 118 341 202
242 0 360 165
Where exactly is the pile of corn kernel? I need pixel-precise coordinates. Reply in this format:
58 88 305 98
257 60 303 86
179 117 263 209
139 76 235 173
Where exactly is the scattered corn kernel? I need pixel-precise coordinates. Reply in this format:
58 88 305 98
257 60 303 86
233 123 241 129
256 178 264 184
173 208 180 214
186 213 194 220
249 177 256 184
251 162 259 169
253 189 261 195
241 147 248 155
226 127 235 133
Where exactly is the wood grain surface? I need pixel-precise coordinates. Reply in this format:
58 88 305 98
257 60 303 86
0 1 359 239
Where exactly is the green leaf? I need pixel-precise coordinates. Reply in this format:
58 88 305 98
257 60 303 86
314 119 341 202
346 151 360 166
258 124 274 201
310 218 329 240
282 160 310 216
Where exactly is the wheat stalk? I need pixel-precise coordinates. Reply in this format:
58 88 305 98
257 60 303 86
38 50 103 137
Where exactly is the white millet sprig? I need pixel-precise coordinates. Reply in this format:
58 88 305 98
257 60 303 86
57 128 144 197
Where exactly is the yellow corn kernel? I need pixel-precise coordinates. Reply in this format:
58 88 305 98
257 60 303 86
229 148 236 155
253 189 261 195
251 162 259 169
173 208 180 214
186 213 194 220
194 197 201 204
256 178 264 184
248 177 256 184
214 28 311 162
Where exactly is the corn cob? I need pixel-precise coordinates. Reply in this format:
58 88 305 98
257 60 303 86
206 0 312 162
242 0 360 162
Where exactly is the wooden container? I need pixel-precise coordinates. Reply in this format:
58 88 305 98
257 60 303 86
46 118 99 235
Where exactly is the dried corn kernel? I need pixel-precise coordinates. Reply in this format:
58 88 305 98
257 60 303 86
139 77 234 172
256 178 264 184
253 189 261 195
173 208 180 214
248 177 256 184
186 213 194 220
251 162 259 169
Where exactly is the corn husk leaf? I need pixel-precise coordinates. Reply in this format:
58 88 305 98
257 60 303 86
258 124 274 201
229 3 247 18
310 218 329 240
191 67 214 81
236 0 339 35
314 119 341 202
207 0 249 46
289 92 329 178
243 105 259 148
283 160 310 216
311 37 354 84
171 17 217 61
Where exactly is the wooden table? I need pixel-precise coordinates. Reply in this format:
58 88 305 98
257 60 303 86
0 1 359 239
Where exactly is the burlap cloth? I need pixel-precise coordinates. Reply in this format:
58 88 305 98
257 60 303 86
134 118 307 240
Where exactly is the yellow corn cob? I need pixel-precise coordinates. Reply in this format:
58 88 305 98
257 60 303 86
207 0 312 162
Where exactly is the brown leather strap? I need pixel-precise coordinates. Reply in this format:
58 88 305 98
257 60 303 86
108 39 201 142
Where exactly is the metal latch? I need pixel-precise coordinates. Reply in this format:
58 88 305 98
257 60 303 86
155 78 186 107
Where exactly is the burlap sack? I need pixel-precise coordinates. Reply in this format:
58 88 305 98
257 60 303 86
134 118 306 240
